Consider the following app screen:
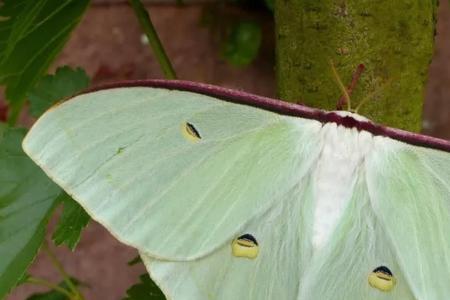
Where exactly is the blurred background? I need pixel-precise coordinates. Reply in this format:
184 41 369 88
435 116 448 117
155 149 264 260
6 0 450 299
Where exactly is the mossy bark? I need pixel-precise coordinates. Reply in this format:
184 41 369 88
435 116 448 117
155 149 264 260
275 0 438 131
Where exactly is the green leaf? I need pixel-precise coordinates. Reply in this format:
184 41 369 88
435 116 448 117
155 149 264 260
127 255 142 266
264 0 274 11
26 289 69 300
16 273 31 287
52 193 90 251
26 279 80 300
222 20 262 66
0 122 6 138
28 66 90 118
123 274 165 300
0 0 90 106
0 127 61 299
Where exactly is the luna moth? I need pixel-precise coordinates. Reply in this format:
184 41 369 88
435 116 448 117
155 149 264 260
22 80 450 300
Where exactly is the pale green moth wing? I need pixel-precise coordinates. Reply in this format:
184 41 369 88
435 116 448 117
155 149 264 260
137 159 416 300
297 172 415 299
22 86 323 260
22 81 450 300
365 138 450 299
140 176 317 299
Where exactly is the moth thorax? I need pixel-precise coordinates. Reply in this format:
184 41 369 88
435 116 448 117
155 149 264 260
331 110 371 122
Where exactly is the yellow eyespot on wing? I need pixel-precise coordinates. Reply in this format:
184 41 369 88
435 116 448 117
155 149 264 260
231 234 259 259
368 266 396 292
181 122 202 142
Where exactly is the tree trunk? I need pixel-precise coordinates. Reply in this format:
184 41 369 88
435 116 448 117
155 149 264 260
274 0 438 132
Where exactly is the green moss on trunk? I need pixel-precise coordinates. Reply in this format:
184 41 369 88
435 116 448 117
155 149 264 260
275 0 438 131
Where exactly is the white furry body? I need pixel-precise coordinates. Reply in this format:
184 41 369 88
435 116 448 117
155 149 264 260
312 112 374 250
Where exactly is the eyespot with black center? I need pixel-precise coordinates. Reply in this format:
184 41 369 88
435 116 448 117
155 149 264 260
368 266 396 292
231 234 259 259
181 122 201 142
